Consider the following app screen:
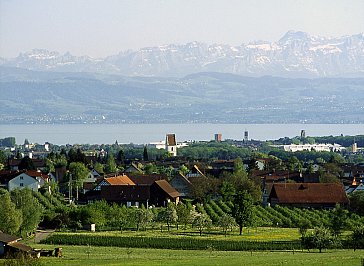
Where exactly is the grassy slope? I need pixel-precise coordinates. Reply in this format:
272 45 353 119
33 244 364 266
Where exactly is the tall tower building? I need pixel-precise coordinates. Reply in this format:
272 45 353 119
214 133 222 142
244 131 249 143
165 134 177 157
301 130 306 139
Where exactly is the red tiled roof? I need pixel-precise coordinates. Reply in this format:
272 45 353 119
105 175 135 185
25 170 49 180
270 183 349 204
128 173 166 185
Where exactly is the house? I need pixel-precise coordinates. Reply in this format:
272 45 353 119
185 165 206 178
0 170 23 190
345 176 364 194
94 174 135 191
8 172 40 192
124 163 143 174
166 134 177 157
0 232 33 258
100 179 180 207
268 183 349 208
170 172 192 198
8 158 47 171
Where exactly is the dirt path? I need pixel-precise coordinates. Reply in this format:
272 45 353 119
33 229 55 243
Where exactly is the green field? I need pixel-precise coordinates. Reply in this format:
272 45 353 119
23 245 364 266
49 227 301 241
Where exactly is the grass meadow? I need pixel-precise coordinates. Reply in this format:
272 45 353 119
30 244 364 266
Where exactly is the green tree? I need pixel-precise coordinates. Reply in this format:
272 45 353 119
69 162 89 200
11 189 43 236
83 200 109 228
94 162 104 175
298 219 311 239
0 150 7 165
351 226 364 251
18 156 35 170
192 213 212 236
178 165 189 176
158 203 178 231
232 190 254 235
116 149 125 166
128 207 153 231
176 202 191 230
105 153 117 173
143 145 149 161
328 204 348 237
218 214 236 237
287 156 303 172
144 163 158 174
0 190 22 234
349 191 364 216
107 204 127 231
312 226 333 253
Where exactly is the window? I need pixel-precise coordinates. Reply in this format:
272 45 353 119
20 183 24 187
20 176 23 180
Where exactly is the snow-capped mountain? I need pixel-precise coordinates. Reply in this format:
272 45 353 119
1 31 364 77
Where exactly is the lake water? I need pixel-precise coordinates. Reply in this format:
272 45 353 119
0 124 363 145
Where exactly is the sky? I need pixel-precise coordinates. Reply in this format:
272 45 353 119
0 0 363 58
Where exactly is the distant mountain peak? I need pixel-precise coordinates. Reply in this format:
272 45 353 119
1 31 364 78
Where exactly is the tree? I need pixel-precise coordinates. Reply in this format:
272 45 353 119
144 163 158 174
298 219 311 239
11 188 43 236
0 190 22 234
69 162 89 200
351 226 364 251
94 162 104 175
192 213 212 236
105 153 117 173
328 204 348 237
232 190 254 235
176 202 191 230
189 175 220 202
83 200 109 228
312 226 333 253
158 203 178 231
220 180 236 202
0 150 7 165
218 214 236 237
179 165 189 176
349 191 364 216
143 145 149 161
128 207 154 231
18 156 35 170
287 156 303 172
116 149 125 166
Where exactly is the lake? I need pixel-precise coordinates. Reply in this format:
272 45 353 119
0 124 363 145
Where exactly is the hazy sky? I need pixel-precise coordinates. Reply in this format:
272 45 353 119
1 0 363 58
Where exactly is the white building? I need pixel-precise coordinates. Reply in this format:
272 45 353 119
274 143 345 152
8 173 40 192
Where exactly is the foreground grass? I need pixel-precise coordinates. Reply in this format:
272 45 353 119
28 244 364 266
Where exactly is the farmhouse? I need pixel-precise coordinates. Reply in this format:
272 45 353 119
0 232 33 258
100 179 180 207
268 183 349 208
170 172 192 197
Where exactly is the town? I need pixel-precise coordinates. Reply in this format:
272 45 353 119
0 132 363 264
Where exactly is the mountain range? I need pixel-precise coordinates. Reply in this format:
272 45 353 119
1 31 364 78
